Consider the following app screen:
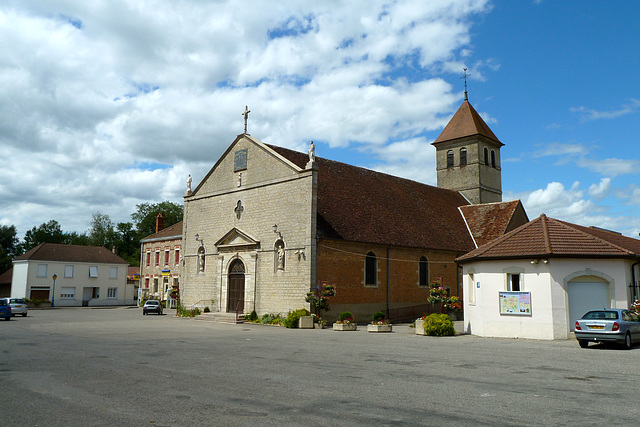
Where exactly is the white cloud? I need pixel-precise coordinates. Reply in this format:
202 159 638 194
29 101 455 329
570 99 640 122
0 0 493 236
588 178 611 200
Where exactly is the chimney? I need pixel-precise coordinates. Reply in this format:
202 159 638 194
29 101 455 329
155 214 165 233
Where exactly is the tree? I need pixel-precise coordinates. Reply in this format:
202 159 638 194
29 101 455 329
0 225 20 273
131 201 183 237
114 222 140 266
88 212 115 248
23 220 67 251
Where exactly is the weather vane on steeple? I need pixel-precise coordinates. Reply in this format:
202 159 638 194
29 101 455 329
461 68 470 101
242 105 251 134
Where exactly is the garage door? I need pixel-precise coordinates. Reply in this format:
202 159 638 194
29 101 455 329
568 281 609 331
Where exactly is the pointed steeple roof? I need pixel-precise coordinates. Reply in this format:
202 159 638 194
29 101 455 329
432 100 503 146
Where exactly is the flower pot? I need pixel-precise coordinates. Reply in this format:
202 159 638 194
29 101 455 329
415 319 426 335
367 324 392 333
333 323 357 331
298 316 314 329
314 323 326 329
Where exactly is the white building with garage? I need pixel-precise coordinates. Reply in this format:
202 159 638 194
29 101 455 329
457 214 640 340
11 243 132 307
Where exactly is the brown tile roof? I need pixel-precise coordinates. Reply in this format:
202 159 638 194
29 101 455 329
460 200 529 247
0 267 12 284
267 145 475 252
457 214 640 262
14 243 129 264
127 266 140 279
141 221 183 242
432 100 503 145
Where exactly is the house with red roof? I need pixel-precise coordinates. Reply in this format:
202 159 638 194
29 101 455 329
139 216 182 305
180 99 529 321
11 243 132 307
457 214 640 340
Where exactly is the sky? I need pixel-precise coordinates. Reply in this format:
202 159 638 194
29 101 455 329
1 0 639 240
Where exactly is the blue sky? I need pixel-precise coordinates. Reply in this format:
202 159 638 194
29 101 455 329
0 0 638 238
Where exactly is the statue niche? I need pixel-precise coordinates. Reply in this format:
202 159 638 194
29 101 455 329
275 240 285 271
197 246 205 273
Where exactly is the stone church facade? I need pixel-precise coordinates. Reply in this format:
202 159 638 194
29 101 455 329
181 99 525 321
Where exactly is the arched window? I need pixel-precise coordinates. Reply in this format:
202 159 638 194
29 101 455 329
491 150 496 168
483 147 489 165
419 256 429 287
459 148 467 166
365 252 377 286
446 150 454 168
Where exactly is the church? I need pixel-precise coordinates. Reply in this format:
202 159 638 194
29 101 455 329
180 99 528 322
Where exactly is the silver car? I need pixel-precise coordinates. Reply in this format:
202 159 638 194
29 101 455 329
575 309 640 349
8 298 28 317
142 300 163 315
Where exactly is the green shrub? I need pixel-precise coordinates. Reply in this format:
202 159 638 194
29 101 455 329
372 311 385 322
283 308 310 328
337 311 354 323
424 313 456 336
177 305 201 317
247 310 258 321
261 313 272 324
204 306 210 313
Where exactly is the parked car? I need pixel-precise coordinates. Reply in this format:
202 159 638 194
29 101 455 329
0 298 11 320
575 309 640 349
143 300 163 315
8 298 28 317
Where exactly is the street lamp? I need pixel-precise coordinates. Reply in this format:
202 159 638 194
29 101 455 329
52 274 57 308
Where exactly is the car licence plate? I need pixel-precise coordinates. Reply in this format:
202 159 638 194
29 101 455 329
590 325 604 329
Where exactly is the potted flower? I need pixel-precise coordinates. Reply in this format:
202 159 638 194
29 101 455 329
333 311 357 331
314 315 327 329
367 311 392 333
444 296 462 320
414 315 428 335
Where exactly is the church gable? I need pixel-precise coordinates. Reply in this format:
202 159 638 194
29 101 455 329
191 135 305 197
215 227 260 251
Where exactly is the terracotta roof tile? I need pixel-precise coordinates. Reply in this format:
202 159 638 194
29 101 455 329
432 100 503 145
457 214 640 262
141 221 183 242
0 267 12 284
268 145 475 252
14 243 129 264
460 200 529 247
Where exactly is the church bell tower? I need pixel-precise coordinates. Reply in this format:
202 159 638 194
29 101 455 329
432 93 503 204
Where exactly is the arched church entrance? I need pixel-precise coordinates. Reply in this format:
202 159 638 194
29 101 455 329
227 259 245 313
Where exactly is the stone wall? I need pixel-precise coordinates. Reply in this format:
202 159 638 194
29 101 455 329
182 136 316 316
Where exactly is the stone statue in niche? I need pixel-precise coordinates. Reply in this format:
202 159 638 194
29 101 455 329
276 242 285 271
237 172 242 188
197 246 205 273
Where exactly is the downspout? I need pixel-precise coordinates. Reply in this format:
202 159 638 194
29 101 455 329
632 260 640 303
386 246 391 316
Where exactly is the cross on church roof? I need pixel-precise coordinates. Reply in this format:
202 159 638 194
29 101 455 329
461 68 470 101
242 105 250 134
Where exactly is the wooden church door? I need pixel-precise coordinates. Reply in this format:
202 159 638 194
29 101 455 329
227 259 245 313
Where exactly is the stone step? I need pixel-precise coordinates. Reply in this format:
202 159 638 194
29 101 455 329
194 312 245 324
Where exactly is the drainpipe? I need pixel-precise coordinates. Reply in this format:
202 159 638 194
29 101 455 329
386 246 391 316
632 261 640 303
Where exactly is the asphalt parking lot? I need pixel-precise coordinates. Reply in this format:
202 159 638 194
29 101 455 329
2 307 639 426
